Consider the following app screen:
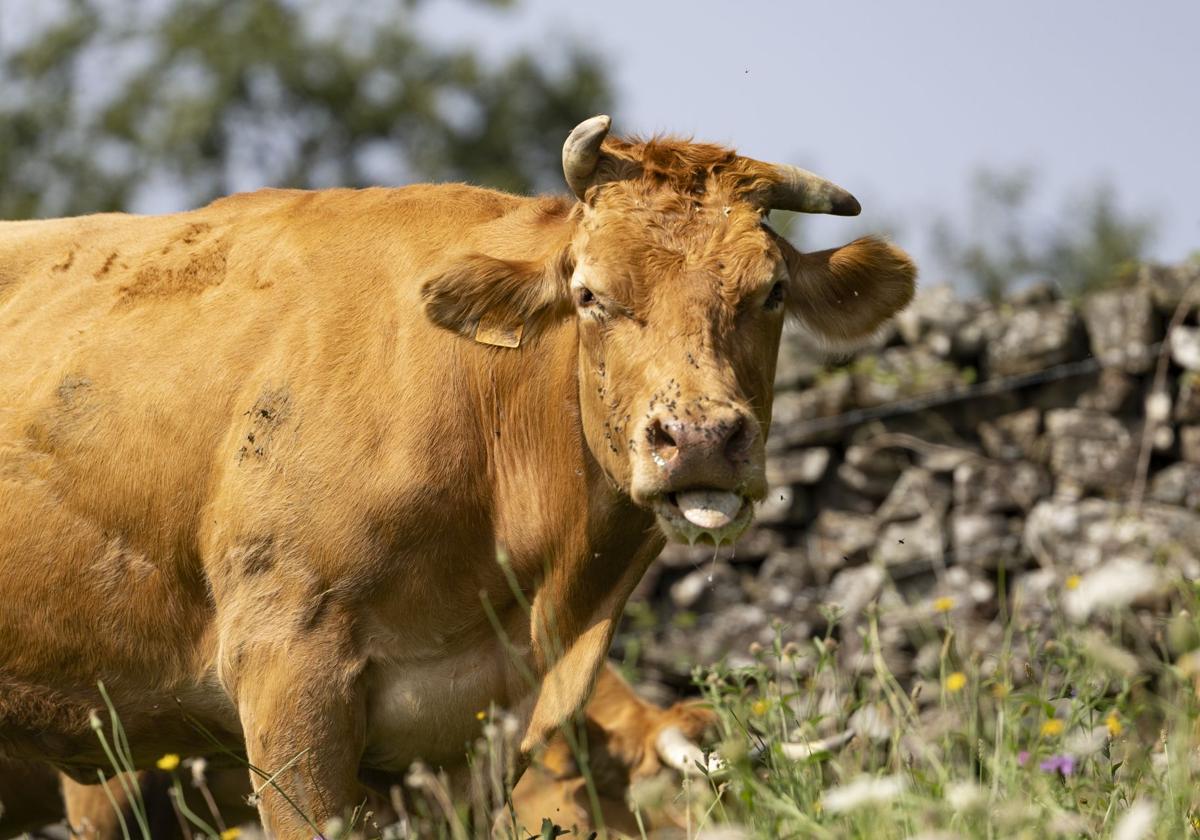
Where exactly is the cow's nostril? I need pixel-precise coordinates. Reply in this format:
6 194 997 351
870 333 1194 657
724 416 752 461
649 420 678 463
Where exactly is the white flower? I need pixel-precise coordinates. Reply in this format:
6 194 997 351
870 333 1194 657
945 781 985 812
821 774 906 814
1113 799 1155 840
1063 558 1163 622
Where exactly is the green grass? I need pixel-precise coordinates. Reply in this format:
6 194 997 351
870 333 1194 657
84 574 1200 839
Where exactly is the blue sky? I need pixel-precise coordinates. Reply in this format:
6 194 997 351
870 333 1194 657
422 0 1200 287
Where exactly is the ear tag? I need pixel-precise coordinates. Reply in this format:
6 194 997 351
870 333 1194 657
474 312 524 348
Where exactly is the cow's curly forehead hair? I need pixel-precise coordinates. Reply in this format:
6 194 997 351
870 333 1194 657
574 136 783 315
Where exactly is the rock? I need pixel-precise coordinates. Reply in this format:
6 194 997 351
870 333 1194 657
1170 326 1200 371
1081 286 1158 373
769 371 852 448
955 307 1005 359
809 510 877 576
951 511 1023 569
895 285 974 351
877 467 952 522
1077 367 1138 414
873 514 945 577
774 327 827 391
1149 463 1200 511
978 408 1043 461
985 302 1084 378
1138 262 1200 313
1024 497 1200 575
766 447 831 485
1043 409 1138 493
851 346 965 407
1182 426 1200 464
953 459 1050 513
1177 373 1200 422
824 564 885 615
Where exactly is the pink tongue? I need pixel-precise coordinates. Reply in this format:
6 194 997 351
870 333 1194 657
676 490 743 530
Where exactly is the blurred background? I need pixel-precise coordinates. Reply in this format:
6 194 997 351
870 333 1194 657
2 0 1197 299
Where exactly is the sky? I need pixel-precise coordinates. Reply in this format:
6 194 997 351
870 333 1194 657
420 0 1200 288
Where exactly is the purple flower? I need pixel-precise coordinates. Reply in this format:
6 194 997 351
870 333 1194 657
1017 750 1030 766
1038 754 1076 776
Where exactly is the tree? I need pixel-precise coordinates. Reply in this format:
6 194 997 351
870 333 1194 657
932 166 1156 301
0 0 612 220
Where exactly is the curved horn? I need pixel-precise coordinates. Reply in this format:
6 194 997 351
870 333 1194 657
562 114 612 200
757 161 861 216
654 726 727 777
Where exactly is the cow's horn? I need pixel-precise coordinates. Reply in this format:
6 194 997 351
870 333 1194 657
757 161 861 216
654 726 727 777
562 114 612 200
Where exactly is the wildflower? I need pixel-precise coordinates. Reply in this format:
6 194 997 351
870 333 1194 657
1038 754 1076 776
945 672 967 693
475 710 486 721
748 641 764 656
992 683 1009 699
933 596 955 614
1065 574 1081 591
821 774 906 814
751 699 769 717
220 830 241 840
1017 750 1030 766
1106 713 1123 737
946 781 986 811
1041 719 1065 737
1113 799 1156 840
155 754 180 772
1063 559 1163 622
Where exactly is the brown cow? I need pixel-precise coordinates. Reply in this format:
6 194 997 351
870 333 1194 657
0 115 914 836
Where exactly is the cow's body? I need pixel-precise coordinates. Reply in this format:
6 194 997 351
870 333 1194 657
1 185 652 767
0 118 914 835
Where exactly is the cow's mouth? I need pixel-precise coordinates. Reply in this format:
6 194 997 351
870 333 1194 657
652 489 754 545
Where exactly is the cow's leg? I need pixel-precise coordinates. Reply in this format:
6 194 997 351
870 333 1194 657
61 771 182 840
224 609 366 839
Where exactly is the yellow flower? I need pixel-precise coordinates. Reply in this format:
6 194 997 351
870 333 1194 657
945 672 967 693
1041 718 1065 737
1106 713 1123 737
220 830 241 840
155 754 180 772
475 710 487 721
1065 574 1081 591
992 683 1010 699
751 699 769 717
933 596 955 613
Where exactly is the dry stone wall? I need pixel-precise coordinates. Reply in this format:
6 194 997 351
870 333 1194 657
616 262 1200 691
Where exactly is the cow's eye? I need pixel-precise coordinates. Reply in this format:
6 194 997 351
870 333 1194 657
764 280 786 311
576 287 599 308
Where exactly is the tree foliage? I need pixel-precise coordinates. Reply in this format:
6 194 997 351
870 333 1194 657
932 167 1157 301
0 0 612 219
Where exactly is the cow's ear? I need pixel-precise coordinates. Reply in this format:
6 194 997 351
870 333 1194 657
421 253 572 347
784 236 916 349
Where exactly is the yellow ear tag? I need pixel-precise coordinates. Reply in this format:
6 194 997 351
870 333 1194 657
474 312 524 348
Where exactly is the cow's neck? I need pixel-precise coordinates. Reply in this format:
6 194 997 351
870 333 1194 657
469 315 662 750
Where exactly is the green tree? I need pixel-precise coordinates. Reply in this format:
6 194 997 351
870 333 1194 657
932 166 1156 301
0 0 612 220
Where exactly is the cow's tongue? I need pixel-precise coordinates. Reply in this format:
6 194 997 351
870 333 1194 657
675 490 743 530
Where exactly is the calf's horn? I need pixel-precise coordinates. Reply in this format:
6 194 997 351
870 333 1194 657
562 114 612 200
754 161 861 216
654 726 727 777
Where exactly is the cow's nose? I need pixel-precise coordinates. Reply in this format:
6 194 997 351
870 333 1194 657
647 408 756 486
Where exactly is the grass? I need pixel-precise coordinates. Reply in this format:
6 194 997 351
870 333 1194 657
80 570 1200 839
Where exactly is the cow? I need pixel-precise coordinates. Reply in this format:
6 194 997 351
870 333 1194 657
0 114 915 837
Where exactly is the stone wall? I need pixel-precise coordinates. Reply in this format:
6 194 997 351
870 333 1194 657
616 261 1200 691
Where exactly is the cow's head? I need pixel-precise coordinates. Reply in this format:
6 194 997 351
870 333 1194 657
424 116 915 545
